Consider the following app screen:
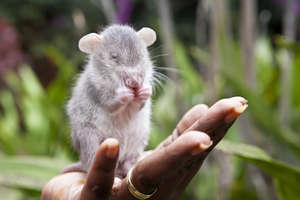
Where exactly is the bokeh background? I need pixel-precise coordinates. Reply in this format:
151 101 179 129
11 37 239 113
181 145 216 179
0 0 300 199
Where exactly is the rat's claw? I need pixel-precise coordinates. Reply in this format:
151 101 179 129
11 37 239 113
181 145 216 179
116 88 134 104
120 94 134 104
137 87 152 101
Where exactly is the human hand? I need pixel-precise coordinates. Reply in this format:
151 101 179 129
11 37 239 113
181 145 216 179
41 97 247 200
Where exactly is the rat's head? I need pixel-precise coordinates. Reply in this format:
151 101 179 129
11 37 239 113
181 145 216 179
78 25 156 97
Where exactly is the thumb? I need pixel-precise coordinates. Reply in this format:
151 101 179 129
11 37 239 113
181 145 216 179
80 138 120 200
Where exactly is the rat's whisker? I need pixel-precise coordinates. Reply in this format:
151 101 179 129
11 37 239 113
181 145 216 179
151 53 169 60
152 72 166 85
151 77 164 95
154 66 179 73
149 45 164 53
153 71 169 82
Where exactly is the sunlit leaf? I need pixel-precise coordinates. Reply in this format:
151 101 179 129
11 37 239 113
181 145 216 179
44 45 76 106
174 42 204 102
19 66 45 100
0 155 70 192
0 91 21 154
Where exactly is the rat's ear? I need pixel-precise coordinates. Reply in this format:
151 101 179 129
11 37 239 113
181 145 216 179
78 33 102 54
137 27 157 47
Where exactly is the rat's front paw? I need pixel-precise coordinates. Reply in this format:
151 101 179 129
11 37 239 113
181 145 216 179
136 87 152 102
112 86 151 113
116 88 135 105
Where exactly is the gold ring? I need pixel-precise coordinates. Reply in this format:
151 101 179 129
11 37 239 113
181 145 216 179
127 167 158 199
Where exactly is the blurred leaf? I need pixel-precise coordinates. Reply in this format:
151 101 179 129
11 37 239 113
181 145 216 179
218 140 300 200
148 123 167 150
274 179 299 200
0 187 23 200
0 155 70 192
190 46 210 66
290 48 300 132
174 42 203 103
231 161 260 200
153 83 177 135
19 66 45 100
183 163 218 200
275 36 300 53
1 65 71 156
44 45 76 106
0 91 19 136
255 37 278 100
16 67 50 154
218 140 271 161
0 91 21 154
291 47 300 108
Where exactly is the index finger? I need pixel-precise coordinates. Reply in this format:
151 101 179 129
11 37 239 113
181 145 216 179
80 138 120 200
157 104 209 149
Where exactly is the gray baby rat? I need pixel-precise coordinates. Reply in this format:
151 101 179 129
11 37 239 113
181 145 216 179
63 25 157 178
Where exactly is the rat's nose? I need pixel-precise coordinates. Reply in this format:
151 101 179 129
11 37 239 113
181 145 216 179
124 78 140 91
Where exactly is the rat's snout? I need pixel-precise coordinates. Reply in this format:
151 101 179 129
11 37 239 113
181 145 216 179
120 74 151 102
124 78 141 91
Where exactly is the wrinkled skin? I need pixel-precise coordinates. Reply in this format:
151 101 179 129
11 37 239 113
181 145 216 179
41 96 247 200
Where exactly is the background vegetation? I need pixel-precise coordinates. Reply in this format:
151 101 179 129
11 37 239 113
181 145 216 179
0 0 299 199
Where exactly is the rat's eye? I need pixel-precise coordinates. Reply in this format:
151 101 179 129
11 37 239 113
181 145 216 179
110 52 119 61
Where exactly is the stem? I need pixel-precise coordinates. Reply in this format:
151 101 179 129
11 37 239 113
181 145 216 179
99 0 117 24
154 0 182 114
279 0 296 126
241 0 256 89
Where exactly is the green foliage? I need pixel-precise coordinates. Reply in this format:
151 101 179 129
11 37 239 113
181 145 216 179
0 46 76 198
175 42 204 101
0 46 76 157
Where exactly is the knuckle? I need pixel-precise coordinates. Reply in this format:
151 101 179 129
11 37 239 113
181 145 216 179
86 183 111 197
193 104 208 111
215 98 231 107
177 120 190 134
133 168 158 193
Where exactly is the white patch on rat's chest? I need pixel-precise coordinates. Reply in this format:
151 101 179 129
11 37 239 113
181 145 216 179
93 100 151 160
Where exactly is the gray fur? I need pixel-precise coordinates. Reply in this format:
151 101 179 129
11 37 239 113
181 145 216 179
65 25 154 177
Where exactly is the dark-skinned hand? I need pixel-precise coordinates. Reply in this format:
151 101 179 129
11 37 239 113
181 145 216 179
41 96 248 200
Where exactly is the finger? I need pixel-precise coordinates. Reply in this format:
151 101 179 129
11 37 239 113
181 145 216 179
114 131 212 199
176 104 209 135
157 104 209 149
80 138 119 200
186 96 248 137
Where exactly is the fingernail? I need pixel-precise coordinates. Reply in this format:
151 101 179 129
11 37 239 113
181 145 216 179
234 104 248 113
192 141 213 155
200 141 213 150
225 104 248 123
105 139 119 158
